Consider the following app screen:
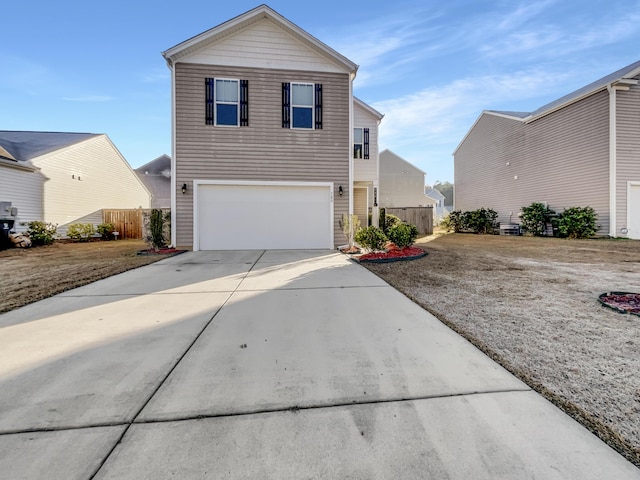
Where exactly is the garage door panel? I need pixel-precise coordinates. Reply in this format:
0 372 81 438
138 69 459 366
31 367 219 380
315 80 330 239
197 184 332 250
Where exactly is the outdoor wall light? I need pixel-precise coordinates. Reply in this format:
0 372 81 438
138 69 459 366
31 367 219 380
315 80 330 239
181 183 188 194
338 185 343 196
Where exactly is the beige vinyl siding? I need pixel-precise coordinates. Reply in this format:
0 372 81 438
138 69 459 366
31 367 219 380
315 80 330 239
181 18 346 74
616 84 640 236
31 135 151 228
353 105 379 183
0 165 45 232
379 151 431 208
174 63 350 248
456 92 610 233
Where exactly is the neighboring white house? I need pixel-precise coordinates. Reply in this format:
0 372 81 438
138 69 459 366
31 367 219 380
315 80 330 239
0 131 151 233
379 149 435 208
425 187 451 221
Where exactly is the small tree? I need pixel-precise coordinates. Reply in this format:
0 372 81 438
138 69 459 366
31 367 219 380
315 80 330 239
520 202 555 236
341 214 361 249
147 209 166 250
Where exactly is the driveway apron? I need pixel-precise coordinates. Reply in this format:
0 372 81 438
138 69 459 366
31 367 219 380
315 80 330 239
0 250 638 479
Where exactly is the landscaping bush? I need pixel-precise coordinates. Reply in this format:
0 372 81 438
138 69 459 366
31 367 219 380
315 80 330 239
340 214 361 248
387 222 419 248
66 223 96 242
442 211 464 232
382 213 402 234
552 206 598 239
146 208 170 249
520 202 555 236
464 208 498 234
25 221 58 246
96 222 116 240
355 225 387 251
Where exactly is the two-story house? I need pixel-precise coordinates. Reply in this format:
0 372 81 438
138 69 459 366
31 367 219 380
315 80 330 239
162 5 382 250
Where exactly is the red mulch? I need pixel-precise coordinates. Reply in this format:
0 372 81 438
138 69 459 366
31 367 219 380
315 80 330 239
599 292 640 316
355 246 426 263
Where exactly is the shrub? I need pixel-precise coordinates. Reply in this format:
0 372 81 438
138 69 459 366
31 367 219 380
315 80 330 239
66 223 96 242
443 211 464 232
465 208 498 234
553 206 597 239
25 221 58 246
520 202 555 236
355 225 387 251
96 222 116 240
387 222 419 248
382 213 402 234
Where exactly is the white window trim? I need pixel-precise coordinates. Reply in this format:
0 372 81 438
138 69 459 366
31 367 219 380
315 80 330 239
214 78 240 127
290 82 314 130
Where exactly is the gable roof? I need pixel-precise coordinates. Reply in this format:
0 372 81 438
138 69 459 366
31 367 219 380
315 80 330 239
162 4 358 74
135 154 171 176
425 187 445 200
454 59 640 155
354 97 384 121
380 149 426 175
0 131 98 162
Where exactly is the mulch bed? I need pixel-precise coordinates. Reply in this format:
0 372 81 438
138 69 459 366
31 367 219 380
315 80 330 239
598 292 640 316
353 246 427 263
137 248 186 256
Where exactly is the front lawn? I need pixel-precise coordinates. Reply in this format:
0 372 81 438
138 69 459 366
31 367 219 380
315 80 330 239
363 232 640 467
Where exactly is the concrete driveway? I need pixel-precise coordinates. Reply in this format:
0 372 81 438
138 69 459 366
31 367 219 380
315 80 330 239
0 250 638 479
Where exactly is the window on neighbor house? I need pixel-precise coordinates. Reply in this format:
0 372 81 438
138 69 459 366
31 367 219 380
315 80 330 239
353 127 370 159
282 82 323 129
205 78 249 126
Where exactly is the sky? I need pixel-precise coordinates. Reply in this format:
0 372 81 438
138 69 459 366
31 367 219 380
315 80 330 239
2 1 640 184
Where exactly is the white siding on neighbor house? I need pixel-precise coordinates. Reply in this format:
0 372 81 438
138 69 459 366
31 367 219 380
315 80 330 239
379 150 432 208
30 135 150 228
353 105 379 183
455 91 610 233
616 84 640 236
179 18 346 74
0 164 45 232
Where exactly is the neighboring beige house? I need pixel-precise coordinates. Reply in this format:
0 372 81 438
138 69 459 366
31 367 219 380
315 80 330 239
161 5 382 250
454 60 640 239
0 131 151 234
379 149 434 208
135 154 172 209
353 97 384 227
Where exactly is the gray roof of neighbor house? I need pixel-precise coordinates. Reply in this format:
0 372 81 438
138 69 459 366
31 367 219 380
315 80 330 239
135 154 171 176
0 131 98 162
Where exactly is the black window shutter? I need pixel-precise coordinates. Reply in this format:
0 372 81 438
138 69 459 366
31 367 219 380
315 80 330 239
205 78 215 125
363 128 370 159
240 79 249 126
282 82 290 128
315 83 323 129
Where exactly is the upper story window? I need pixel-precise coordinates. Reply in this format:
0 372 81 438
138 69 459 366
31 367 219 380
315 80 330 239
282 82 322 129
205 78 249 126
353 127 370 159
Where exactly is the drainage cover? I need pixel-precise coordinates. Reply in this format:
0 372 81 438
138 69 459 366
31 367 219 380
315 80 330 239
598 292 640 317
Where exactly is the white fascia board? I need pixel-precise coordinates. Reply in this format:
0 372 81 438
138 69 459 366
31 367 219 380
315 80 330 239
452 110 525 155
354 97 384 120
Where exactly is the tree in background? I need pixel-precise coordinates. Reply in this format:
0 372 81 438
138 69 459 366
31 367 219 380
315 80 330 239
433 181 454 206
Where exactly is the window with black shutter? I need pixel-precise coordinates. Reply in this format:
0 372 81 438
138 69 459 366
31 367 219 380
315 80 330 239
204 77 247 127
282 82 322 129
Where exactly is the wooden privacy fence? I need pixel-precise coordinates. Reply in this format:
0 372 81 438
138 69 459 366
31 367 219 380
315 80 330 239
103 209 143 239
385 207 434 235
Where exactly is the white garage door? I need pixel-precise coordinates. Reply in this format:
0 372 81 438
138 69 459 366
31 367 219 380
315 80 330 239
628 183 640 240
196 182 333 250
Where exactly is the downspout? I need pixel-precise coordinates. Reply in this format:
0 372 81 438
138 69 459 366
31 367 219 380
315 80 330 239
607 84 617 237
167 58 178 248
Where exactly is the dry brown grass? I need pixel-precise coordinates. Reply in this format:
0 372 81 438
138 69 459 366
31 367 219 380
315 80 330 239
0 240 170 314
363 232 640 467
